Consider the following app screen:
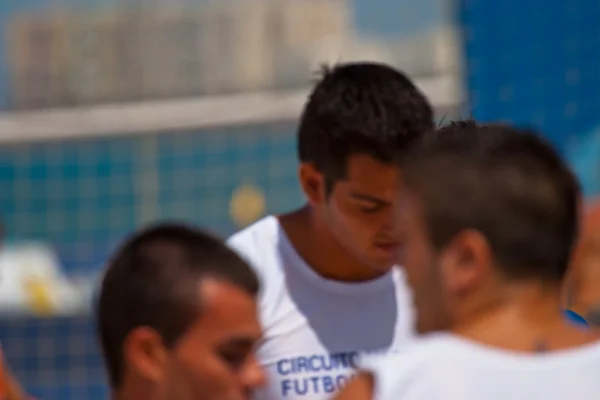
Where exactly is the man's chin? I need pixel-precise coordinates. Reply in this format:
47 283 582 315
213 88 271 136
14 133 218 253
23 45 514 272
365 259 396 274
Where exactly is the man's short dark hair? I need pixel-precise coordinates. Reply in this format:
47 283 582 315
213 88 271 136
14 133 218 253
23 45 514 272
96 223 259 388
403 121 580 282
297 62 434 191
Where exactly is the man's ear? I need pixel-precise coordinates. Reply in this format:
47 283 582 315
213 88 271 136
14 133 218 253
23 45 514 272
124 327 169 384
441 229 491 294
299 163 327 206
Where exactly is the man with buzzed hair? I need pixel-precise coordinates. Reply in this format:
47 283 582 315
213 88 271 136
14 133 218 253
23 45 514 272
97 223 266 400
335 121 600 400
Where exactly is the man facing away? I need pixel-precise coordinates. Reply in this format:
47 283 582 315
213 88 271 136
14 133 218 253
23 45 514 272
334 121 600 400
227 62 435 400
96 223 266 400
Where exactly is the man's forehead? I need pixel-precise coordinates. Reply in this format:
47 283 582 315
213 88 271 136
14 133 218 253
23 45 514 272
198 278 256 311
345 154 400 178
195 279 259 330
342 158 400 199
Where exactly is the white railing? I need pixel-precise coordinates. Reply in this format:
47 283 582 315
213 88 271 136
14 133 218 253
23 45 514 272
0 74 462 144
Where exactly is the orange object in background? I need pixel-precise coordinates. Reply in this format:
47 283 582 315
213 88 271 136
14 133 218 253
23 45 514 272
566 198 600 325
0 348 9 400
0 346 30 400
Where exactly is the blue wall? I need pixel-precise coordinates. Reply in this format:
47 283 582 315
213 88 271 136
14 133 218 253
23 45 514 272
459 0 600 196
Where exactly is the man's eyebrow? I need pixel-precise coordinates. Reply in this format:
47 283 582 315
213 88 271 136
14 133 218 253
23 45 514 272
219 336 261 349
349 191 390 205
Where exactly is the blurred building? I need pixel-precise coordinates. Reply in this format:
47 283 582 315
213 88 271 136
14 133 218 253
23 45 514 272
269 0 351 87
4 0 354 109
3 0 465 111
389 25 462 77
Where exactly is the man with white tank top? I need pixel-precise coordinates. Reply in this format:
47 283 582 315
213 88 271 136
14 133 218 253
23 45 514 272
334 121 600 400
227 62 435 400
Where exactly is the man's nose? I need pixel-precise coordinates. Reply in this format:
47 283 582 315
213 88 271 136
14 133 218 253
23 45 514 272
380 208 401 238
241 358 267 390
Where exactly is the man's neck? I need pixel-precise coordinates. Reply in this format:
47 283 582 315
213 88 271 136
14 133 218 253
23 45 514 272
112 385 156 400
279 207 386 282
451 282 595 351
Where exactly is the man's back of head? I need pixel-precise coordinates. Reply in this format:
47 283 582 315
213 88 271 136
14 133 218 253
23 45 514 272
398 120 587 336
97 223 265 400
408 120 579 283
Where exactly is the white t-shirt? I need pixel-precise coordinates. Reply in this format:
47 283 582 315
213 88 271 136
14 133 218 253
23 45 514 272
227 216 416 400
361 333 600 400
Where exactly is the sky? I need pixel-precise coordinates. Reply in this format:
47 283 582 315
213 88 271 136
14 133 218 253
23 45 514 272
353 0 449 37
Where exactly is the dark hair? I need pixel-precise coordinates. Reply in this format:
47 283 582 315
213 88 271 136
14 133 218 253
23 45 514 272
96 223 260 388
297 62 434 192
403 121 580 282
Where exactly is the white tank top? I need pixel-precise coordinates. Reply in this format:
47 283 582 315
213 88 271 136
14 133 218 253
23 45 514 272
361 333 600 400
227 216 416 400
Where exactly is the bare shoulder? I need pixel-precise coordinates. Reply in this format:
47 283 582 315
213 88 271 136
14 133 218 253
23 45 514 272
333 372 375 400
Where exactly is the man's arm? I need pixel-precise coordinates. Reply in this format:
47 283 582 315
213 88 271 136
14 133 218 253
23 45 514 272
333 373 375 400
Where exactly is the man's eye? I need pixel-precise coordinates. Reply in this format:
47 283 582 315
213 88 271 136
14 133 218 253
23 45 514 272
360 205 381 214
219 351 248 369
